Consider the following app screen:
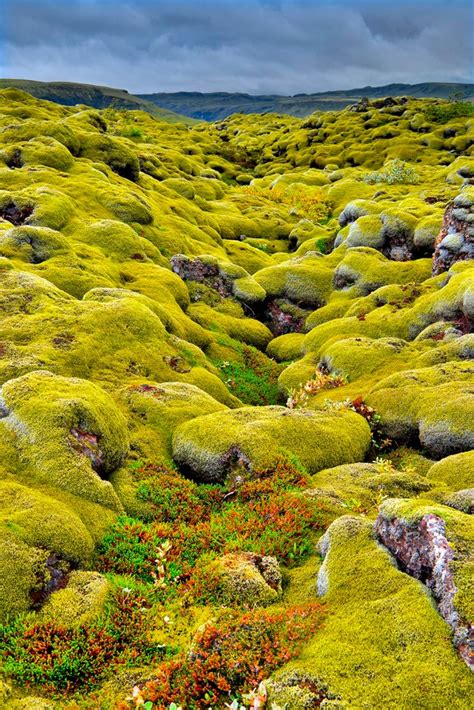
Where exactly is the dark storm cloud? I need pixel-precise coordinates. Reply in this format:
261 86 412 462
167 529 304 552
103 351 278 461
2 0 473 94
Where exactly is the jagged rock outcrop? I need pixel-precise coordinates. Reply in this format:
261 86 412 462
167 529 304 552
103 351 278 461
375 501 473 668
433 190 474 274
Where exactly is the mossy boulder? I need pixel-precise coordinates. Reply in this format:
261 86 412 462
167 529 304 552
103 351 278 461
266 332 305 361
0 481 94 565
280 515 474 708
121 381 227 460
366 362 474 457
375 498 473 665
345 215 384 250
317 336 407 380
308 462 432 511
0 533 49 621
441 489 474 515
39 571 110 627
198 552 282 607
0 371 128 509
172 406 371 483
333 247 431 294
427 451 474 490
254 252 333 308
0 225 70 263
80 133 140 182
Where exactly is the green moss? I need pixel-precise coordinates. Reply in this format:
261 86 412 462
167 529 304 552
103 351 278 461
266 332 305 361
309 461 432 511
223 239 274 273
333 247 432 295
39 571 110 627
0 533 48 622
318 336 407 380
121 380 227 462
172 406 371 483
75 219 161 262
427 451 474 490
277 515 473 708
0 226 70 263
345 214 383 249
188 302 273 350
0 481 93 565
79 133 140 181
0 370 127 509
254 252 333 307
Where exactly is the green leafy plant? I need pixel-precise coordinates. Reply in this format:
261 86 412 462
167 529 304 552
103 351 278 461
363 159 419 185
215 344 285 406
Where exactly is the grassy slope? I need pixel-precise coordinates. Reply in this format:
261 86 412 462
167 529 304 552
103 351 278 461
0 79 196 125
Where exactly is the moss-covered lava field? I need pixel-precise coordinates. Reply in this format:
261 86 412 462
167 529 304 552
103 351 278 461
0 88 473 709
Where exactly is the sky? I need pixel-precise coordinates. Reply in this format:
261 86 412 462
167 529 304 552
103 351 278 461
1 0 473 95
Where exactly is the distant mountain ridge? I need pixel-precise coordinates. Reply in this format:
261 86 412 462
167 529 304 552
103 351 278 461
139 82 474 120
0 79 472 123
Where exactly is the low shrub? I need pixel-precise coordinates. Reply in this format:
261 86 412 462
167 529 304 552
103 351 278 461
423 101 474 123
0 589 165 694
363 159 419 185
132 603 325 709
287 369 348 409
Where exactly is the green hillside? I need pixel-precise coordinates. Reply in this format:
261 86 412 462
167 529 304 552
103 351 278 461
140 82 474 120
0 87 472 709
0 79 196 125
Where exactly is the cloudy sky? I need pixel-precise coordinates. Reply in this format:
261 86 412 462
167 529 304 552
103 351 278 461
2 0 473 95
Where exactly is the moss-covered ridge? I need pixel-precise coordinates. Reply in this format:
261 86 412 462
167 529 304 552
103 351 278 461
0 89 472 707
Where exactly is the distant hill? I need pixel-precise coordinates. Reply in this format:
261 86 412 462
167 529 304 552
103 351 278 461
139 82 474 121
1 79 472 124
0 79 195 124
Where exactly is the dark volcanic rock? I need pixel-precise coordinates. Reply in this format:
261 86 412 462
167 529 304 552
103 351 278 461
170 254 234 297
433 192 474 275
375 510 473 668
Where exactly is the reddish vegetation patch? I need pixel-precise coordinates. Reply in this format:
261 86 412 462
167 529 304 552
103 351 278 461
0 590 159 693
128 603 325 709
375 513 473 668
97 458 335 592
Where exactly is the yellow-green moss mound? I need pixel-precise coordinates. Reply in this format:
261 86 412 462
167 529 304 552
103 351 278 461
0 88 472 708
172 406 371 482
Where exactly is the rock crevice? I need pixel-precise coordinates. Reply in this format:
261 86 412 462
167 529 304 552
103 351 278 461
375 511 473 669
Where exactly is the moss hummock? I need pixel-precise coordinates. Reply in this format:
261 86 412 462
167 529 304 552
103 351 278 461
172 405 371 482
0 370 127 509
273 515 473 708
